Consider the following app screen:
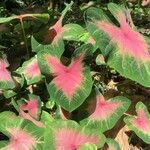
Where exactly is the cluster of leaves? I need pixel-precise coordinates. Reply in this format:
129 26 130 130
0 1 150 149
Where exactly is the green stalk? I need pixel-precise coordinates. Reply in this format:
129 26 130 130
11 97 19 111
20 18 30 58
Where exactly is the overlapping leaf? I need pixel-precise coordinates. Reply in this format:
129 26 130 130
86 3 150 87
124 102 150 144
0 111 44 150
44 120 105 150
78 89 130 132
18 94 42 120
17 94 44 127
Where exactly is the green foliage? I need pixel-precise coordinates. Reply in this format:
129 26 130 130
0 0 150 149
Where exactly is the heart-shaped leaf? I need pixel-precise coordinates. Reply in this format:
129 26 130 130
44 120 106 150
124 102 150 144
86 3 150 87
44 54 93 112
78 89 130 132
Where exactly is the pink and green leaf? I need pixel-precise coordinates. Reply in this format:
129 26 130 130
18 94 42 120
0 111 45 150
0 58 15 90
46 55 93 112
124 102 150 144
86 3 150 87
17 57 42 85
44 120 106 150
78 89 130 132
106 138 121 150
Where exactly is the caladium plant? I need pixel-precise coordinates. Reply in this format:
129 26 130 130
0 1 150 149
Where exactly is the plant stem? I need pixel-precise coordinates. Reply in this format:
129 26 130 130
20 18 30 58
11 97 18 111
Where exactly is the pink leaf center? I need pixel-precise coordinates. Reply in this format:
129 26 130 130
20 99 38 118
54 128 99 150
132 109 150 133
2 128 36 150
24 59 41 78
88 96 120 120
96 14 150 61
46 55 83 99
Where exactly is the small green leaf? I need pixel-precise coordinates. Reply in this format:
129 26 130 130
3 90 17 99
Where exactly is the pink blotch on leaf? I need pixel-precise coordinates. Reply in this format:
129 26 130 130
1 128 36 150
54 128 99 150
88 96 120 120
46 55 84 99
0 59 12 81
24 59 41 78
132 109 150 133
20 99 38 119
96 13 150 61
